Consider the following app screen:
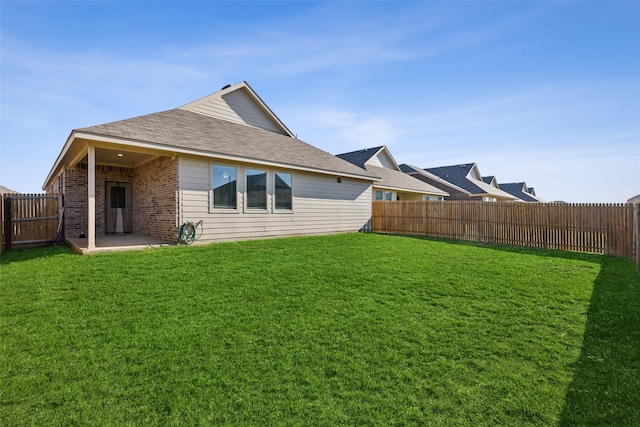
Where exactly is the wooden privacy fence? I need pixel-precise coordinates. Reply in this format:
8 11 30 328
1 194 63 251
372 201 638 261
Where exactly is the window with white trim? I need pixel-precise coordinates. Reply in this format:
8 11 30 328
246 169 267 210
274 172 292 210
212 165 237 209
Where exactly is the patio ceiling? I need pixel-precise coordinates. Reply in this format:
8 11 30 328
65 138 171 169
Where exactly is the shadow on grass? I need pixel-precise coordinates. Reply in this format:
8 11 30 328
378 233 640 425
559 255 640 426
0 243 75 265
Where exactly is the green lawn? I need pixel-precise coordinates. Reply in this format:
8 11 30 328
1 233 638 426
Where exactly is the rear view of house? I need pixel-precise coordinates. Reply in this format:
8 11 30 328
43 82 377 253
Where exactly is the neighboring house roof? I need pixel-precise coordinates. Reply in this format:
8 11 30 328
400 163 517 201
482 176 496 185
627 194 640 204
0 185 19 194
500 182 545 202
337 147 448 196
43 82 378 189
336 146 388 169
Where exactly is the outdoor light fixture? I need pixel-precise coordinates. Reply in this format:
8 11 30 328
337 177 342 183
117 153 124 157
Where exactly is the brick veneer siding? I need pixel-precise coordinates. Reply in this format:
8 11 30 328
45 157 178 242
133 156 178 242
45 166 88 238
47 164 136 238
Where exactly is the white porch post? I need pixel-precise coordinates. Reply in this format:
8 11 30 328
87 144 96 250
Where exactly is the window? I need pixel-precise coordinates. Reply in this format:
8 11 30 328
213 165 237 209
375 190 383 201
246 169 267 209
385 191 392 201
275 172 292 210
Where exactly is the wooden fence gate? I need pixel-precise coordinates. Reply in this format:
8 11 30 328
1 194 63 251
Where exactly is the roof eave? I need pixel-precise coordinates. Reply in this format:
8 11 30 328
47 132 380 183
374 184 449 196
42 130 78 190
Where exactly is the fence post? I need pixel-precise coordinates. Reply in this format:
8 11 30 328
632 203 640 271
4 197 12 250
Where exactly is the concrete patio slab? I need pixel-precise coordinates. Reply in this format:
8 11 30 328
66 234 173 255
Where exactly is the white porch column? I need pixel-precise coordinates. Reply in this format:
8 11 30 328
87 144 96 250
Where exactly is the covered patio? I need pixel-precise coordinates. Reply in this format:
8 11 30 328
66 234 173 255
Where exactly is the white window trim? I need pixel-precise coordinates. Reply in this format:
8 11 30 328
273 170 294 214
210 164 295 214
244 168 269 214
210 162 241 214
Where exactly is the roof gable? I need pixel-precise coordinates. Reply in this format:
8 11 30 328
500 182 541 202
178 81 293 137
336 146 399 170
336 146 384 168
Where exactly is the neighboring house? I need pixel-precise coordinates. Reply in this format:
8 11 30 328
0 185 19 194
336 146 449 201
43 81 379 251
499 182 546 203
400 163 517 202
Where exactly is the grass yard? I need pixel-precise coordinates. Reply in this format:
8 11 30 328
1 233 638 426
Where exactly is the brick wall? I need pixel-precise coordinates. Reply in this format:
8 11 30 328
133 156 178 242
45 157 178 242
96 166 135 235
60 166 88 238
47 164 134 238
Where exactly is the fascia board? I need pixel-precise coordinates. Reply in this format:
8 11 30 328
374 184 449 196
42 130 78 190
472 179 518 200
241 81 295 138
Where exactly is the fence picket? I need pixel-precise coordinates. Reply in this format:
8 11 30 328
1 194 62 250
372 201 636 259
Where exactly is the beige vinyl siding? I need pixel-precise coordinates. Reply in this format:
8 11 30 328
367 151 396 169
178 157 372 243
180 90 284 134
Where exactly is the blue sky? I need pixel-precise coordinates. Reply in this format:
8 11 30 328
1 1 638 202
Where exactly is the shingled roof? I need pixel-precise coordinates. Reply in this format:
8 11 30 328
401 163 517 201
337 147 448 196
76 109 376 179
425 164 485 194
499 182 541 202
335 146 385 168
